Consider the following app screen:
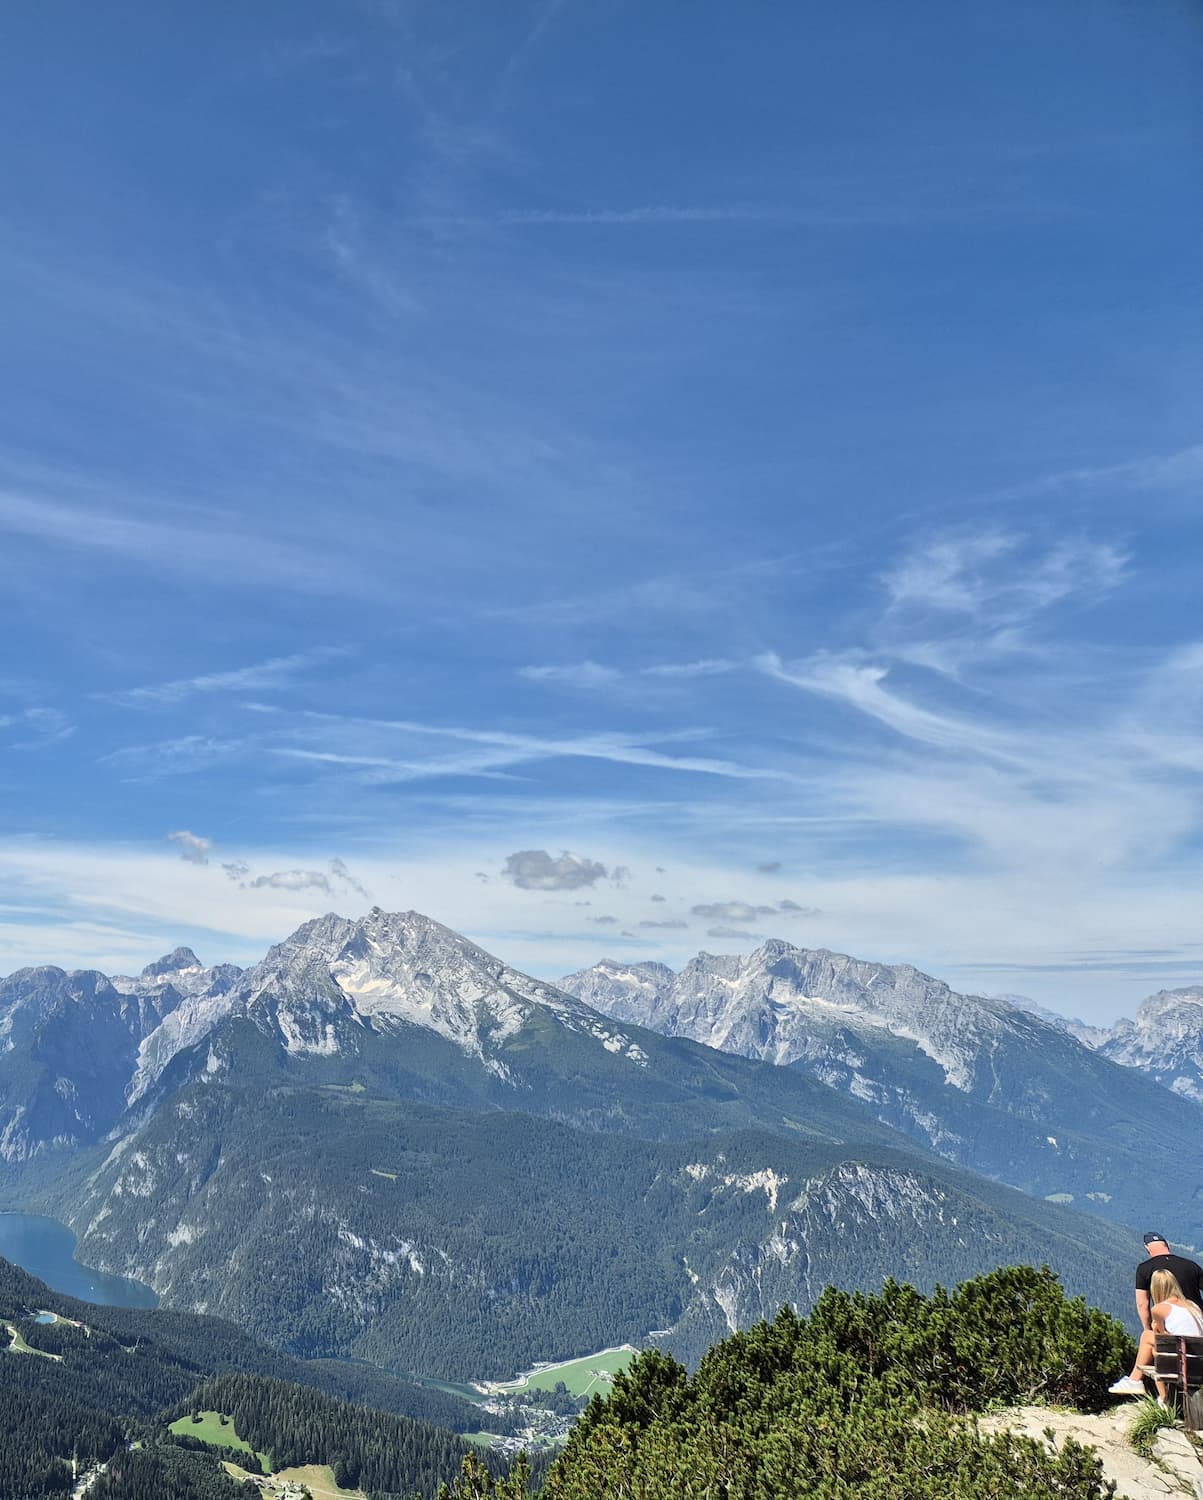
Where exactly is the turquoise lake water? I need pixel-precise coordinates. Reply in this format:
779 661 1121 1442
0 1211 158 1307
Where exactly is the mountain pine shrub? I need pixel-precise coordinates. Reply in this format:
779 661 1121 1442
440 1266 1131 1499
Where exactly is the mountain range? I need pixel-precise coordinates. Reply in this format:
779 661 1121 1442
561 943 1203 1244
0 910 1196 1380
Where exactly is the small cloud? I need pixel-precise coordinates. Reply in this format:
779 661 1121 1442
591 915 619 925
650 893 666 902
168 830 212 865
246 869 334 893
475 871 490 883
777 899 820 916
641 658 737 678
518 661 620 688
691 900 777 922
0 706 75 750
610 866 631 888
222 860 250 881
655 866 667 875
707 925 761 940
639 919 688 929
573 900 592 907
330 857 370 899
757 861 782 874
503 848 609 890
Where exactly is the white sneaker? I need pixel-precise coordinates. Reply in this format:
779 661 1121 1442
1108 1376 1145 1396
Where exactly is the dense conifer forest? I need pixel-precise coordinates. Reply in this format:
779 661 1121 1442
0 1257 482 1428
174 1374 499 1498
0 1258 495 1499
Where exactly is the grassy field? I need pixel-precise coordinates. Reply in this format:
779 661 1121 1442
1 1319 60 1360
169 1410 268 1469
487 1345 638 1398
277 1463 366 1498
224 1460 365 1498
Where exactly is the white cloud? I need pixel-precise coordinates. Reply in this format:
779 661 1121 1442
167 830 212 865
641 659 738 678
882 530 1127 623
273 712 784 786
518 661 620 687
103 647 348 707
0 707 74 750
691 900 777 922
246 869 334 893
759 652 1010 759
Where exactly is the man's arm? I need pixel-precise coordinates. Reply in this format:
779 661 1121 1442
1136 1289 1151 1331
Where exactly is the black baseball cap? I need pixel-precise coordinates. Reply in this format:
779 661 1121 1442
1143 1231 1170 1247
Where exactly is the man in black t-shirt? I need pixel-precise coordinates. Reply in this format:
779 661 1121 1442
1109 1231 1203 1395
1135 1231 1202 1312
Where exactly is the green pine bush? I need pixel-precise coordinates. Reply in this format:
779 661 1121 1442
441 1265 1130 1499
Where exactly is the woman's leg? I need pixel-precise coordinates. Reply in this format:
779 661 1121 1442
1130 1329 1157 1380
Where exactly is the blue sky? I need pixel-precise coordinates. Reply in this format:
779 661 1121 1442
1 1 1200 1019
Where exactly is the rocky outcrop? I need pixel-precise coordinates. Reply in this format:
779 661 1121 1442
981 1405 1203 1500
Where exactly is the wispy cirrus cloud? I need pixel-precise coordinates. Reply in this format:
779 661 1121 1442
101 647 349 708
520 657 739 687
641 659 738 679
0 706 74 750
882 530 1127 624
758 651 1019 760
270 711 786 786
518 661 620 687
0 486 362 596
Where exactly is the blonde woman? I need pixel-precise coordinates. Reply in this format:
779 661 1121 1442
1111 1270 1203 1399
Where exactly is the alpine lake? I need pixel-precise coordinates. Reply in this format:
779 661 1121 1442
0 1210 158 1307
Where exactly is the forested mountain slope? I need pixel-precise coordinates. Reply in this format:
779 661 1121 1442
0 1257 494 1499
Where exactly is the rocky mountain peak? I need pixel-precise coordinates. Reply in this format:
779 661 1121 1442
140 946 203 979
1133 986 1203 1025
233 908 631 1064
560 938 1055 1101
1091 985 1203 1103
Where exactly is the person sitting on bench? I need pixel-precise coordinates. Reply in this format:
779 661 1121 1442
1110 1269 1203 1398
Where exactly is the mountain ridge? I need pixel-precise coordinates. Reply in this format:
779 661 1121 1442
561 939 1203 1242
0 910 1145 1375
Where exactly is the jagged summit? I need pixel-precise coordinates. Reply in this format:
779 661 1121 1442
1092 985 1203 1102
234 906 641 1063
563 938 1027 1090
141 945 203 979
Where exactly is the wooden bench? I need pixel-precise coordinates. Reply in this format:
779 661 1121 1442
1153 1334 1203 1431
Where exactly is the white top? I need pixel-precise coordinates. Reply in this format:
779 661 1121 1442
1163 1303 1203 1336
